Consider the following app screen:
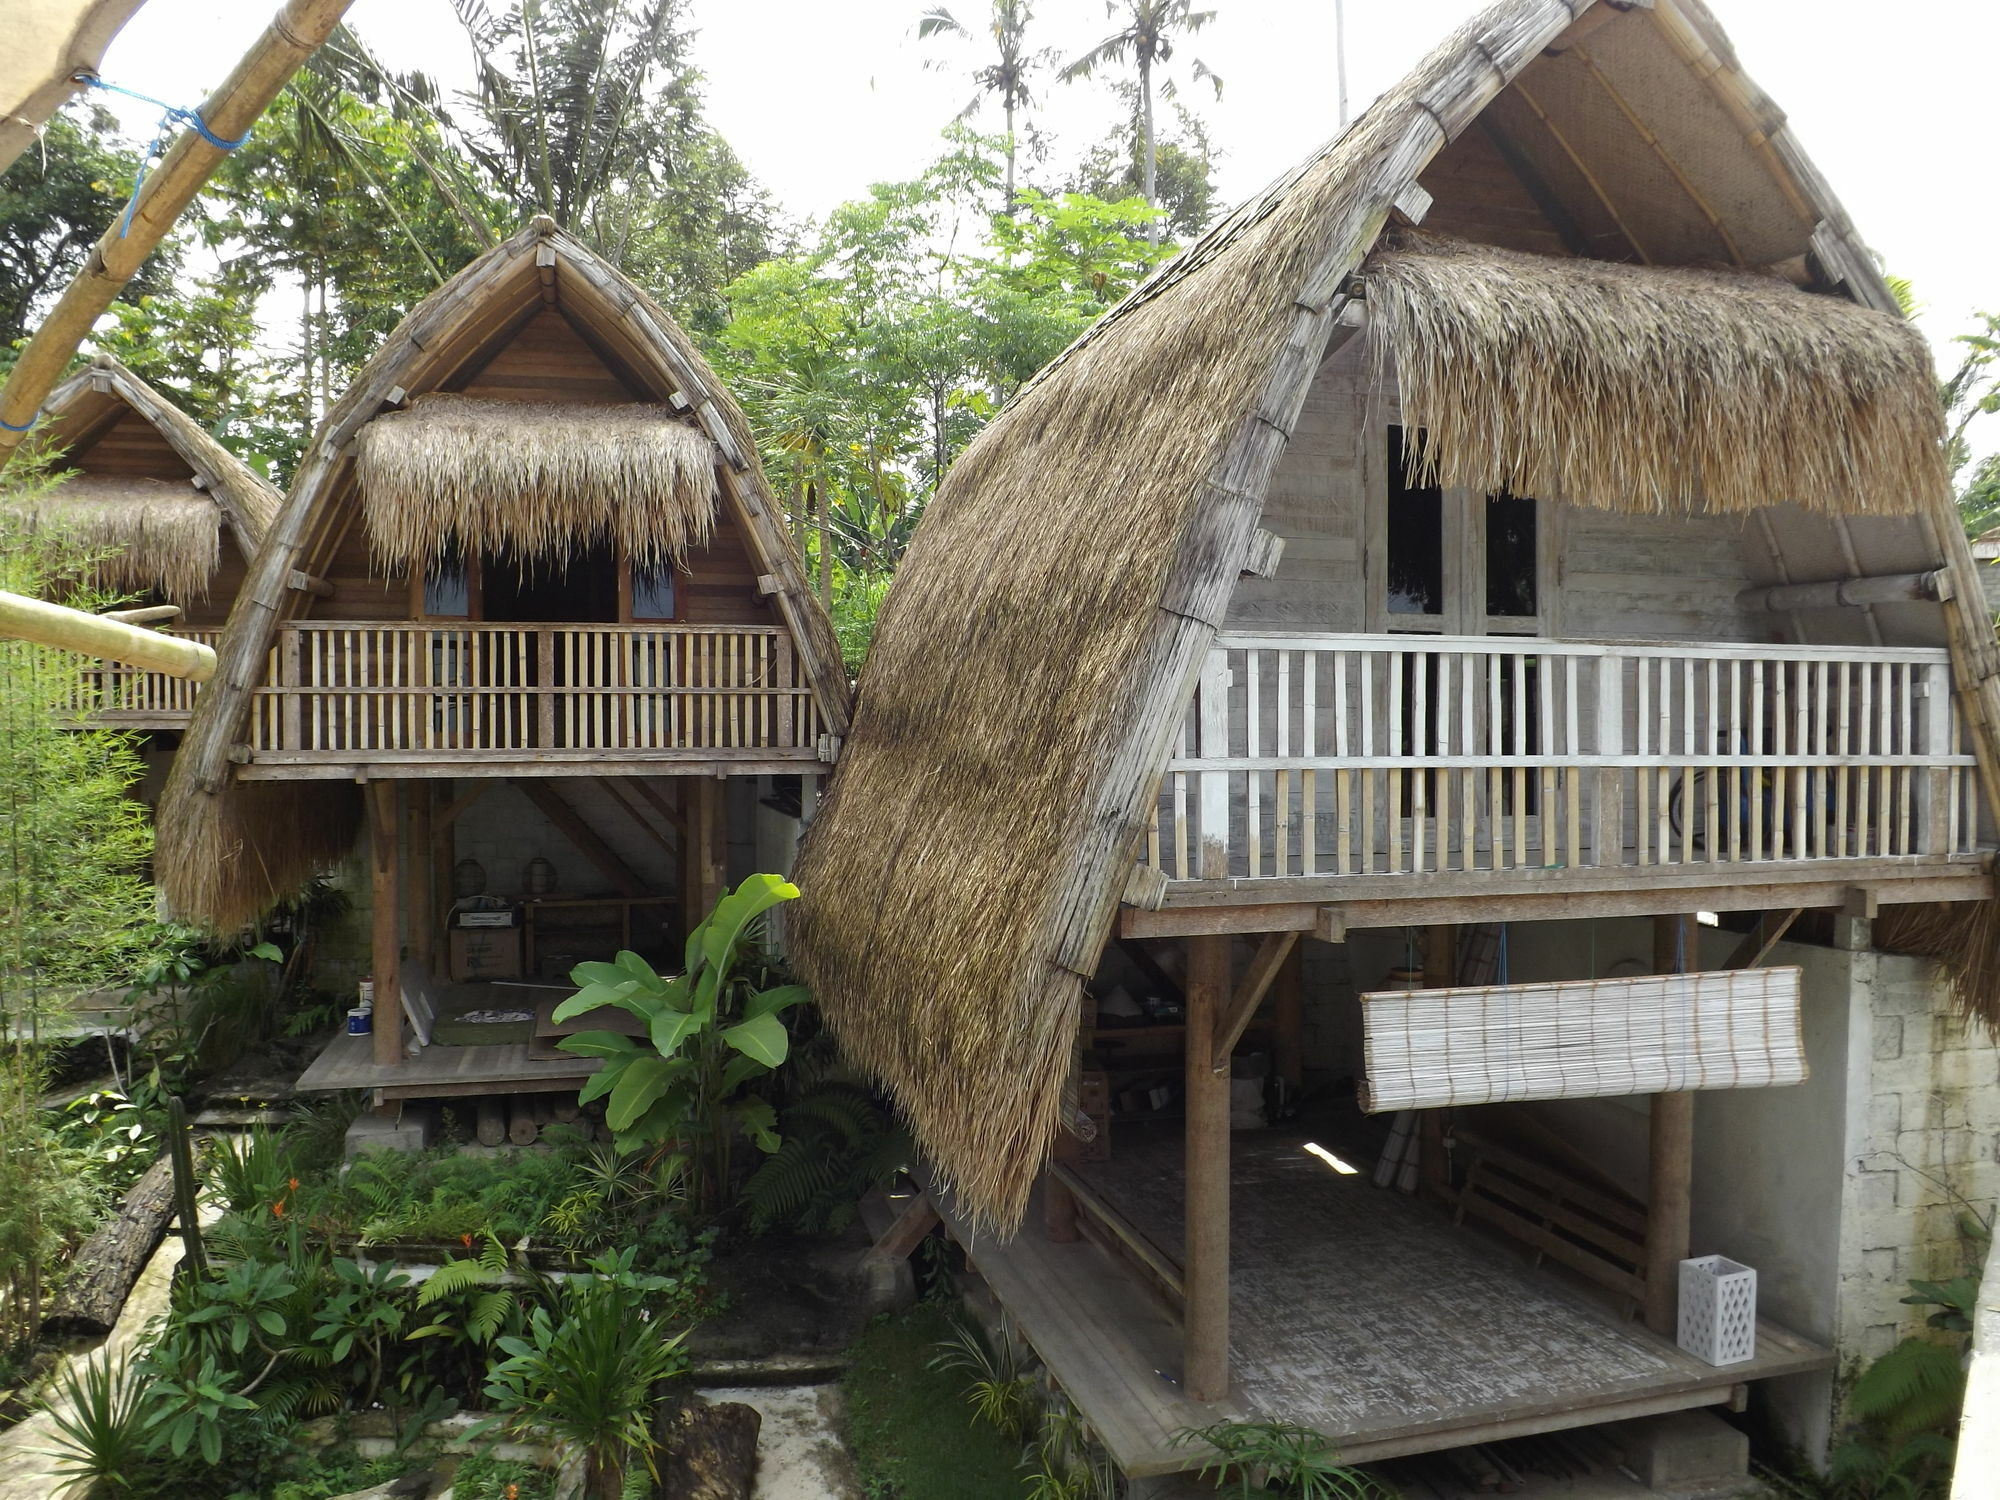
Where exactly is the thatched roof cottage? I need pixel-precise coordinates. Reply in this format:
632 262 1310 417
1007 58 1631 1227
793 0 2000 1480
158 218 849 1105
21 354 278 618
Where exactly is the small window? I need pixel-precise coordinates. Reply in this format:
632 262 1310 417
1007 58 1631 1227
1485 493 1538 619
631 562 676 621
1386 426 1444 617
423 546 471 618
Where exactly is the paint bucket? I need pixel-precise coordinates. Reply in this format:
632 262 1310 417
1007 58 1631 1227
346 1007 372 1036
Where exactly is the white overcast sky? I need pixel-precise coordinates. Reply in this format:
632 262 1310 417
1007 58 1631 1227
83 0 2000 383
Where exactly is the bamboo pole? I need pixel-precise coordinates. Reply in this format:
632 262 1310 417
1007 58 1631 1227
1184 933 1232 1402
0 0 354 462
1644 913 1695 1336
0 587 213 679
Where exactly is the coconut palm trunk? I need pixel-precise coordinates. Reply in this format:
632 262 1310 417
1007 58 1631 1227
1140 51 1157 246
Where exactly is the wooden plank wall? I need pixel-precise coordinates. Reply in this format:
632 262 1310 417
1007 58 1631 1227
1229 332 1764 643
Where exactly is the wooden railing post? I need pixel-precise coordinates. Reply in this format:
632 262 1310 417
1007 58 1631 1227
1197 650 1231 880
1644 913 1694 1336
536 627 555 750
1918 662 1954 855
1594 654 1624 867
279 627 301 751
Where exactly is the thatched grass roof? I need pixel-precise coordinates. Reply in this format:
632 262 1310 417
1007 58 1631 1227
355 393 718 569
789 0 1994 1234
30 356 282 600
1364 230 1948 517
5 475 220 599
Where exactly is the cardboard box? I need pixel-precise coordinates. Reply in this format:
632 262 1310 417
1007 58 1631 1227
450 927 522 982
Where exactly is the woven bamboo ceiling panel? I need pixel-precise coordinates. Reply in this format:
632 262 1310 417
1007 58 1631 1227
1358 967 1807 1113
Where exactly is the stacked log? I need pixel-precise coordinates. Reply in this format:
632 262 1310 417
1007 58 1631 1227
40 1154 175 1339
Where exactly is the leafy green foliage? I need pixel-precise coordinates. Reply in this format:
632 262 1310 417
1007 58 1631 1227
556 874 808 1206
1174 1421 1400 1499
41 1350 154 1495
479 1248 691 1500
841 1303 1026 1500
928 1318 1036 1440
0 106 181 348
742 1080 909 1236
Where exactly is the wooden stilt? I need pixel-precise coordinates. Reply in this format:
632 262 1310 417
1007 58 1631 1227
407 784 433 973
1184 933 1232 1402
692 777 727 917
368 781 403 1068
1043 1169 1080 1243
1645 914 1694 1336
430 782 455 961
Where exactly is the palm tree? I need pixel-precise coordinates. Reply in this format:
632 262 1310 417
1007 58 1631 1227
1062 0 1222 245
917 2 1055 214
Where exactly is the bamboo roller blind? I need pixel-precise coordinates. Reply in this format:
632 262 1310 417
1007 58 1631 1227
1358 968 1807 1113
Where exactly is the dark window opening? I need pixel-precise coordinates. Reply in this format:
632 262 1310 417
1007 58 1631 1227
1387 426 1443 617
1485 492 1538 619
481 540 619 624
631 561 677 621
423 544 471 618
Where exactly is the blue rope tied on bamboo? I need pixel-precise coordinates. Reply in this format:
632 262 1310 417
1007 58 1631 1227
0 416 34 432
71 72 250 237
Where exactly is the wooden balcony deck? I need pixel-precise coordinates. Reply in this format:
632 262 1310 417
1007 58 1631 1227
1128 632 1989 930
227 621 837 778
937 1125 1831 1479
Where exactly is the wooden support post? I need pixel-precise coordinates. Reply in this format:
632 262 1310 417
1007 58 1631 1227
430 782 455 959
407 783 433 973
1043 1170 1080 1243
1184 933 1232 1402
1645 913 1694 1336
368 782 403 1068
691 777 728 917
1273 941 1304 1093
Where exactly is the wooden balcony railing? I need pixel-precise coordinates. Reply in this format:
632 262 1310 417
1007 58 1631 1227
243 622 825 762
71 629 222 725
1141 633 1979 885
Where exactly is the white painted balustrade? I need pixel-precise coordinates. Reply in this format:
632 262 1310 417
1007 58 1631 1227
243 622 822 756
1143 633 1977 882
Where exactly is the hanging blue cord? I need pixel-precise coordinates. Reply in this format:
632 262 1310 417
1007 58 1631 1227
1495 923 1510 986
71 72 250 237
0 416 33 432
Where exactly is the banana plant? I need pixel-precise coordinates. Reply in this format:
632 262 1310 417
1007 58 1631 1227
555 874 811 1208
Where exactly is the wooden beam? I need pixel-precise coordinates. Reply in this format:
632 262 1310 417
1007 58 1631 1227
1645 914 1695 1337
1115 937 1185 1007
1737 571 1949 614
368 781 403 1068
863 1193 939 1266
1117 865 1992 937
1479 117 1594 257
286 570 336 598
1183 933 1232 1403
1508 78 1652 264
510 779 647 898
99 604 181 626
1723 909 1801 970
595 776 680 863
1210 930 1299 1072
687 777 727 919
625 776 688 837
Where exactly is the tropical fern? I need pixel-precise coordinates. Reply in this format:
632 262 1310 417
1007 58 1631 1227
1846 1338 1967 1441
740 1080 909 1235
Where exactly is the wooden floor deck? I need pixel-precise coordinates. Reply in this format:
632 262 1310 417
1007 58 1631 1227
937 1126 1831 1478
295 1031 598 1100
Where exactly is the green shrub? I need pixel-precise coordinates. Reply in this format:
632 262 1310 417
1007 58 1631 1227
842 1303 1024 1500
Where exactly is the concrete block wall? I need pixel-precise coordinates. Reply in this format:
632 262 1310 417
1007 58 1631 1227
1836 950 2000 1364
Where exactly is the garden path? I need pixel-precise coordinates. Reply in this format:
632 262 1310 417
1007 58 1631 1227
0 1203 216 1500
705 1384 859 1499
